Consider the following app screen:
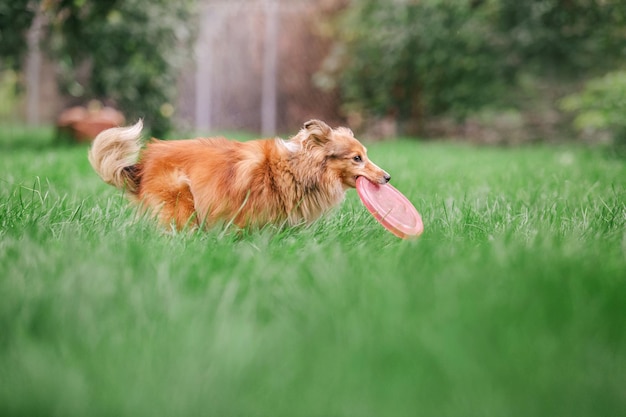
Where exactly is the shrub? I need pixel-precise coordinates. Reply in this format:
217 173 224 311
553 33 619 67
560 71 626 145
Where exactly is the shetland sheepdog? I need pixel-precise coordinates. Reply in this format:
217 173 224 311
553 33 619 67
88 119 390 230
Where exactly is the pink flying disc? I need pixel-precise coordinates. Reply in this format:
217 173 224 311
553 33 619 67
356 176 424 239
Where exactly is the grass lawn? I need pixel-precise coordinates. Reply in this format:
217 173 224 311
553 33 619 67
1 125 625 417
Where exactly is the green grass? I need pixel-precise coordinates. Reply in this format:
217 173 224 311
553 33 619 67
1 126 625 417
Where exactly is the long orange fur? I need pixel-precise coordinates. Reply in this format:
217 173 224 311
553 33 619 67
88 119 390 230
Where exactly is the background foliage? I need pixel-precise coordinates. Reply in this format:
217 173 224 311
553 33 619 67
3 0 626 141
0 0 34 71
560 70 626 146
496 0 626 75
334 0 504 133
0 0 195 136
330 0 626 137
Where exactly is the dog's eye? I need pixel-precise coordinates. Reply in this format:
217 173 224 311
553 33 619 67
353 155 362 162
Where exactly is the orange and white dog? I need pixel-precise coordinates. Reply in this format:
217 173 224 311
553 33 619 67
88 119 390 230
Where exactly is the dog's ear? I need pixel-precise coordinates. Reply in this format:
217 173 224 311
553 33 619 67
303 119 332 146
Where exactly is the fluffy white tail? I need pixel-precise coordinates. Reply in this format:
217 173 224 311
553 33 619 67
88 120 143 192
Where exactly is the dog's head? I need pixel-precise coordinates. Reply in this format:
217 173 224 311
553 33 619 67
300 119 390 189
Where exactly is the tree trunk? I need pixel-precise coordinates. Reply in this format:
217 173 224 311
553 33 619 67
25 3 44 126
261 0 278 136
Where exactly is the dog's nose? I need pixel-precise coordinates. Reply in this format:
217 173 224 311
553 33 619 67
383 174 391 183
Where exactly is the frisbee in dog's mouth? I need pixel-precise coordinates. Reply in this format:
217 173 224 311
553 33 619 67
356 176 423 239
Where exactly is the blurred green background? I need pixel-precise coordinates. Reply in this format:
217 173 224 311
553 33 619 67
2 0 626 144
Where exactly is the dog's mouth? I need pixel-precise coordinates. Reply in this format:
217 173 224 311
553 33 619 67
355 174 391 186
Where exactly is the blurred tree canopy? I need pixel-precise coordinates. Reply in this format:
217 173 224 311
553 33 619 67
0 0 34 70
330 0 626 135
0 0 195 136
496 0 626 75
334 0 503 132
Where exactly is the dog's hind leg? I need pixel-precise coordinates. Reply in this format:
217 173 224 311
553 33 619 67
170 188 197 230
143 170 197 230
